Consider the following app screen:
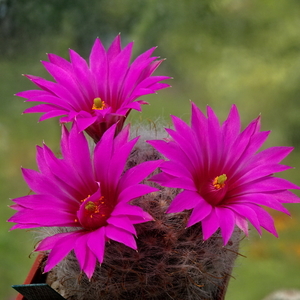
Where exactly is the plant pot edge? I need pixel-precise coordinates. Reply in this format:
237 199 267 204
14 252 47 300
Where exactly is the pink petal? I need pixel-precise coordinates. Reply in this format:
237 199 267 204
89 39 107 92
223 117 259 170
21 168 69 200
120 48 157 97
87 227 106 264
74 233 97 278
215 207 236 245
232 164 292 187
23 104 59 113
74 233 91 271
112 202 152 222
117 184 158 203
69 49 95 102
249 146 293 166
41 143 87 197
94 124 116 181
42 60 85 108
26 76 80 109
39 232 83 273
186 196 212 227
191 103 209 166
36 145 52 176
235 131 270 165
16 89 50 98
121 101 143 112
167 190 203 214
109 124 130 153
108 137 138 188
12 194 78 211
235 214 249 236
150 172 197 191
206 106 222 169
109 42 133 109
228 193 290 215
165 124 200 171
107 216 137 235
118 159 163 190
48 53 73 73
82 249 97 279
75 115 98 132
9 209 77 227
201 209 220 240
39 110 68 121
247 203 278 237
228 204 261 235
25 94 70 108
221 104 241 149
147 139 193 170
159 160 192 178
106 224 137 250
36 232 74 251
230 177 300 195
107 34 122 60
68 125 96 191
273 190 300 203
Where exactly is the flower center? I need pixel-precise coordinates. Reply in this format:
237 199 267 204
85 201 100 214
212 174 227 190
76 195 112 230
92 97 107 110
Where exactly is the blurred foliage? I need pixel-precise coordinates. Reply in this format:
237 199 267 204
1 0 300 299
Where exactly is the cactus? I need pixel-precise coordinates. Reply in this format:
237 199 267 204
42 128 241 300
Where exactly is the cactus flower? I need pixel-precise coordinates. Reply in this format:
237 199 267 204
148 103 300 245
9 124 162 278
17 35 170 142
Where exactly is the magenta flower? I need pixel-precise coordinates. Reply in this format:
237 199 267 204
148 103 300 245
17 35 170 142
9 124 162 278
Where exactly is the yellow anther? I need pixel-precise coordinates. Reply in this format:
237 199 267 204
92 97 106 110
213 174 227 190
85 201 96 212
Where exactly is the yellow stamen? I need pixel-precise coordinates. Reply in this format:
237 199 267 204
81 195 91 203
85 201 97 212
84 196 104 215
213 174 227 190
92 97 106 110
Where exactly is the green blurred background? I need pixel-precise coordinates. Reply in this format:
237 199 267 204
1 0 300 299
